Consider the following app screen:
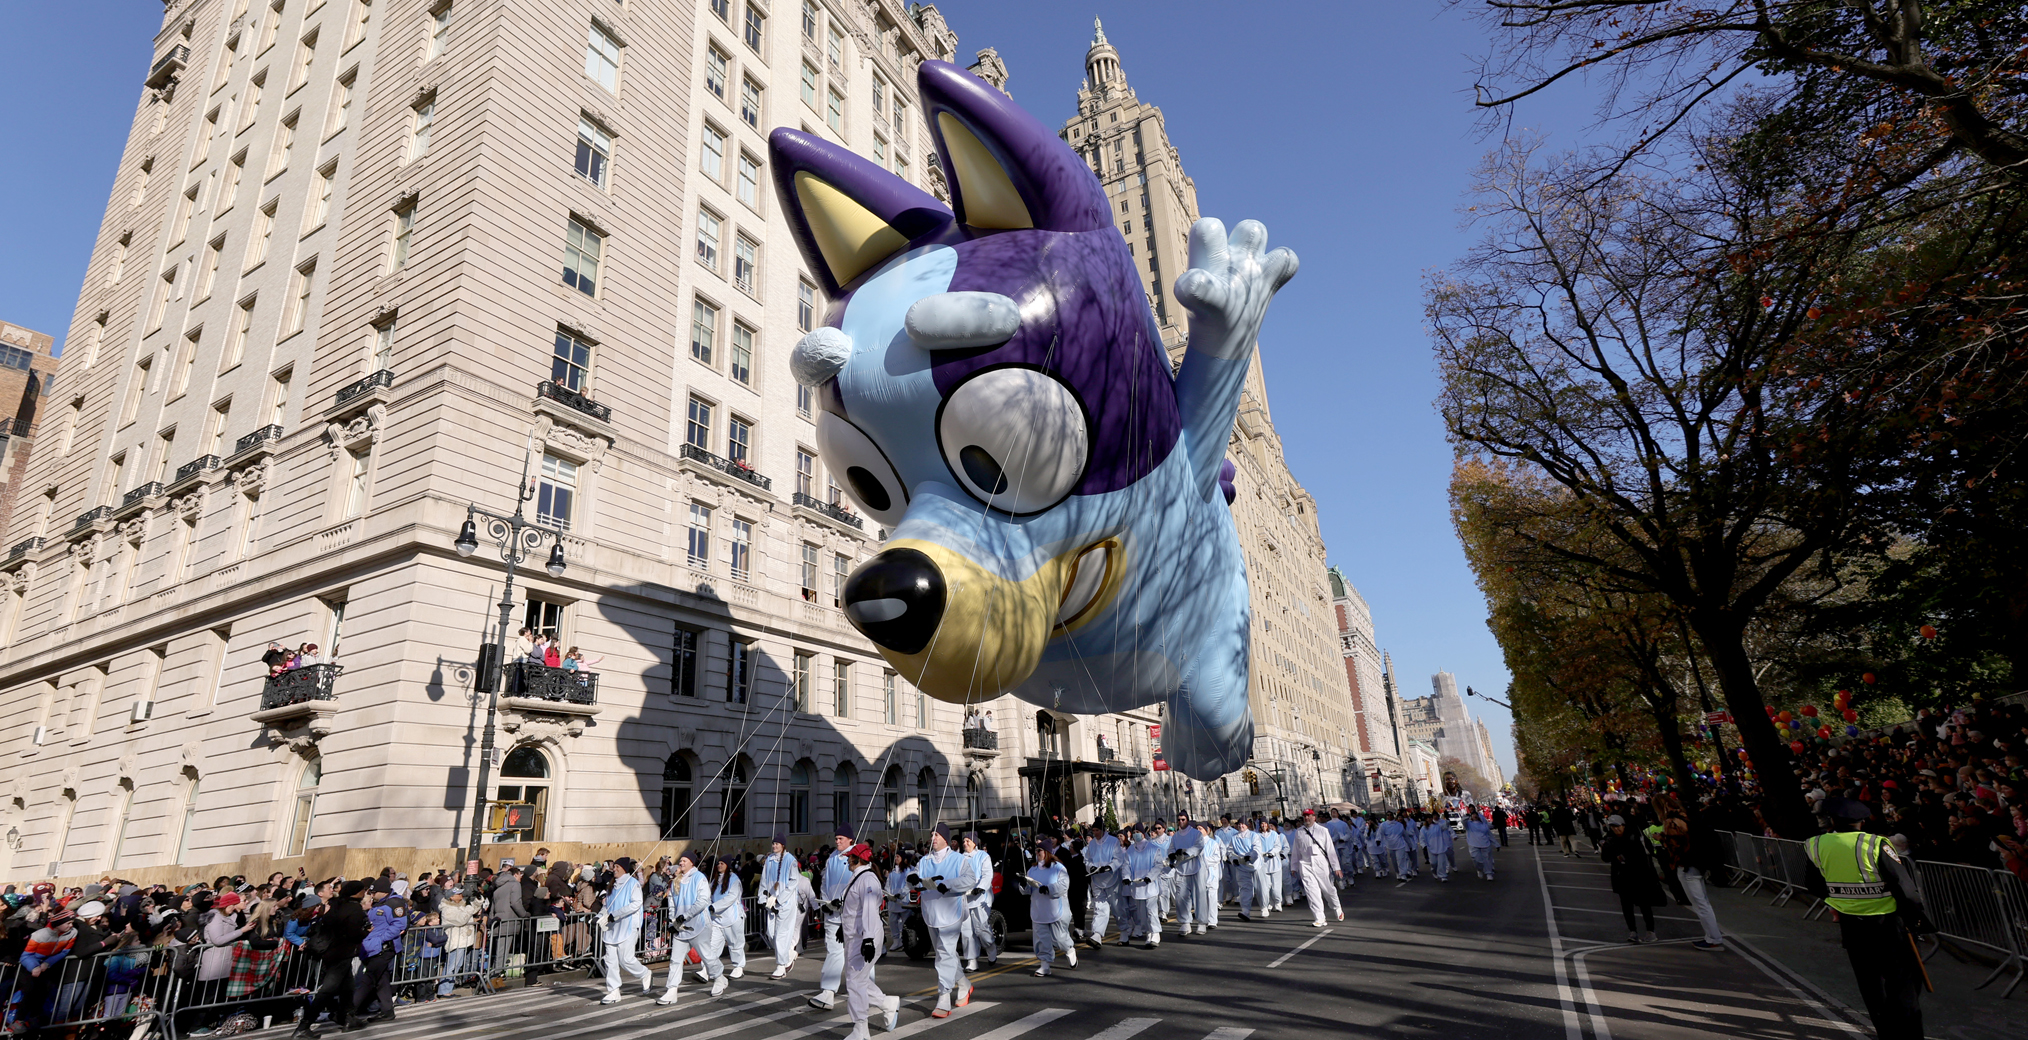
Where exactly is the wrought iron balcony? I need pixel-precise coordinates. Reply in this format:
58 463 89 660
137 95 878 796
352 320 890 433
1096 746 1117 763
536 380 612 423
680 443 772 491
146 44 190 89
260 663 343 711
71 506 113 531
7 538 43 561
793 492 863 529
506 662 599 706
121 482 165 508
174 455 221 483
335 369 395 406
962 728 1000 751
233 424 284 455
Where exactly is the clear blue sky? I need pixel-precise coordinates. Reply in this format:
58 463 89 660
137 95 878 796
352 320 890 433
0 1 1613 783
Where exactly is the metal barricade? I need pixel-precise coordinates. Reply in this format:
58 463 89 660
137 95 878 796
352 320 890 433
165 940 324 1039
1913 861 2022 983
1739 834 1776 897
477 910 602 989
1770 839 1823 915
1988 869 2028 998
1 941 172 1039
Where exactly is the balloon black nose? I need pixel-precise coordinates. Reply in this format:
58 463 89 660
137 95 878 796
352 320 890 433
841 548 945 655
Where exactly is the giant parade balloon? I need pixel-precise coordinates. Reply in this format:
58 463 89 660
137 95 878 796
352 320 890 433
769 61 1297 778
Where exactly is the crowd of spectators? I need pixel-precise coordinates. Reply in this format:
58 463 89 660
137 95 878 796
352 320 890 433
262 642 330 679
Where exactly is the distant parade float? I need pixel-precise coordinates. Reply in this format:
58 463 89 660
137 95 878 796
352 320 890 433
769 60 1297 779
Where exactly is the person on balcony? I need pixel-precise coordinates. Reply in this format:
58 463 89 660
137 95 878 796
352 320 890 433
561 647 603 672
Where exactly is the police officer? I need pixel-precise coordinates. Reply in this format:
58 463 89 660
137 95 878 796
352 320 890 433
1804 798 1932 1040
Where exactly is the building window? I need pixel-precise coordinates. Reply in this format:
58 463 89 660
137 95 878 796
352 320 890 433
800 62 818 109
727 414 751 463
284 759 320 856
672 626 698 697
523 595 562 641
796 279 816 331
883 671 897 726
736 152 760 208
174 772 202 864
833 553 849 608
537 453 576 529
389 201 416 272
740 78 762 129
686 395 712 449
827 25 843 67
148 266 176 331
220 154 243 213
796 450 815 497
171 186 196 246
831 760 855 831
342 446 371 517
801 0 817 40
743 5 764 50
710 0 730 20
730 324 753 385
198 236 223 301
721 758 749 836
224 296 254 371
700 122 724 180
793 651 813 712
344 0 373 50
660 753 692 838
406 97 434 161
690 298 717 363
798 383 813 418
833 658 850 717
325 68 355 137
734 236 757 294
552 329 592 391
918 767 937 829
307 163 335 229
173 331 199 398
789 760 811 833
585 24 621 92
574 116 610 187
729 517 752 581
427 2 453 60
563 218 601 295
268 367 291 425
687 502 712 568
249 200 276 267
882 766 901 828
826 89 843 133
291 32 318 91
799 542 818 602
727 639 750 703
285 261 315 335
705 45 727 99
207 400 231 454
266 112 296 179
240 73 263 132
696 208 721 269
916 687 928 729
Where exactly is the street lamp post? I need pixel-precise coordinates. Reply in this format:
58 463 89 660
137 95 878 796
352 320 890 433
453 449 567 870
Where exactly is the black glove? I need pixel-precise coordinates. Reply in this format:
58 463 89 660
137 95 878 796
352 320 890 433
968 888 985 898
861 939 876 961
834 926 844 943
935 882 950 894
1907 912 1937 937
1091 864 1111 875
906 873 921 887
671 914 688 927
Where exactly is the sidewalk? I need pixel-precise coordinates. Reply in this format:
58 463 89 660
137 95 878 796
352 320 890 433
1706 875 2028 1040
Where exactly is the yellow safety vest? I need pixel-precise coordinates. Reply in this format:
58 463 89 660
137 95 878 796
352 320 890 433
1804 831 1898 916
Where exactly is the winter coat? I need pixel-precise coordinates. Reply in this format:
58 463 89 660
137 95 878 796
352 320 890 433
1601 832 1668 905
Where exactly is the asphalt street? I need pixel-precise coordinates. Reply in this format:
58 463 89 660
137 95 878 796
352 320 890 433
257 845 1874 1040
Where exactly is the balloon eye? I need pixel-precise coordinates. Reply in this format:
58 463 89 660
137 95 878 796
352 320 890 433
936 367 1090 515
815 413 909 528
845 466 892 512
958 446 1008 495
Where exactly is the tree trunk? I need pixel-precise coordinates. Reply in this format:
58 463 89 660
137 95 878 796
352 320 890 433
1691 613 1815 839
1650 702 1695 806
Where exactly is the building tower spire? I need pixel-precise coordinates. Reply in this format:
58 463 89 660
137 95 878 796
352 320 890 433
1084 17 1122 90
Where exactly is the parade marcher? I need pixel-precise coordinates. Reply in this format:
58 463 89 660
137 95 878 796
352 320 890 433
883 848 916 953
1083 823 1123 946
759 836 803 978
705 856 747 981
1804 798 1932 1040
1193 823 1224 929
1258 819 1287 911
1229 817 1263 919
808 825 856 1011
915 823 973 1018
840 844 901 1040
1214 816 1241 905
1059 831 1090 943
1600 815 1666 944
1551 803 1579 857
1124 826 1165 947
1463 809 1498 881
1291 810 1345 926
958 831 998 970
659 851 722 1005
599 858 654 1004
1380 813 1413 883
1325 810 1355 881
1364 813 1388 879
1423 815 1456 882
1148 822 1176 923
1167 822 1204 933
1015 838 1076 976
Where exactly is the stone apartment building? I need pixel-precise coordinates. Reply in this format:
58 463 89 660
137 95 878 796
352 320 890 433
1329 566 1410 808
0 322 62 545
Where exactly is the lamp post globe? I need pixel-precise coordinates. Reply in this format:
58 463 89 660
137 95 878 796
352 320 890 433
545 541 567 576
454 518 479 557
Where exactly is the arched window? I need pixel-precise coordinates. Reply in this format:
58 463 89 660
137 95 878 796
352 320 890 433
285 759 321 857
173 769 202 864
831 761 856 835
882 765 902 829
965 774 981 822
497 745 551 842
107 779 137 870
721 756 750 836
917 768 936 830
661 753 692 839
788 760 812 834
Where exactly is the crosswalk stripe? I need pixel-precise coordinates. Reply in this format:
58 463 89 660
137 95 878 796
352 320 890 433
598 998 819 1040
1200 1029 1254 1040
880 1000 998 1039
965 1008 1075 1040
1081 1018 1160 1040
548 993 792 1040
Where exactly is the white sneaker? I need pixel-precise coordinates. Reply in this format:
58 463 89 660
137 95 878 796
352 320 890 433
845 1023 871 1040
1065 947 1078 968
1311 920 1325 928
808 990 837 1010
882 994 901 1032
768 967 787 980
956 981 974 1007
655 991 680 1007
963 959 977 972
710 976 728 997
695 968 710 983
600 993 623 1005
932 994 952 1020
729 967 744 979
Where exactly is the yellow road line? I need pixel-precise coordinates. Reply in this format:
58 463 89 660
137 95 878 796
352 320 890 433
906 958 1041 996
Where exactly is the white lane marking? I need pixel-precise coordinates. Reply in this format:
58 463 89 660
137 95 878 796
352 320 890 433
1082 1018 1160 1040
1264 928 1332 969
546 993 792 1040
1722 933 1871 1038
1200 1030 1254 1040
603 995 835 1040
1535 847 1585 1040
877 1001 998 1039
966 1008 1075 1040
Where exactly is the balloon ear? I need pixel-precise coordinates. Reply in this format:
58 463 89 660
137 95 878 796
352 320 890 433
769 128 953 294
918 60 1109 233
